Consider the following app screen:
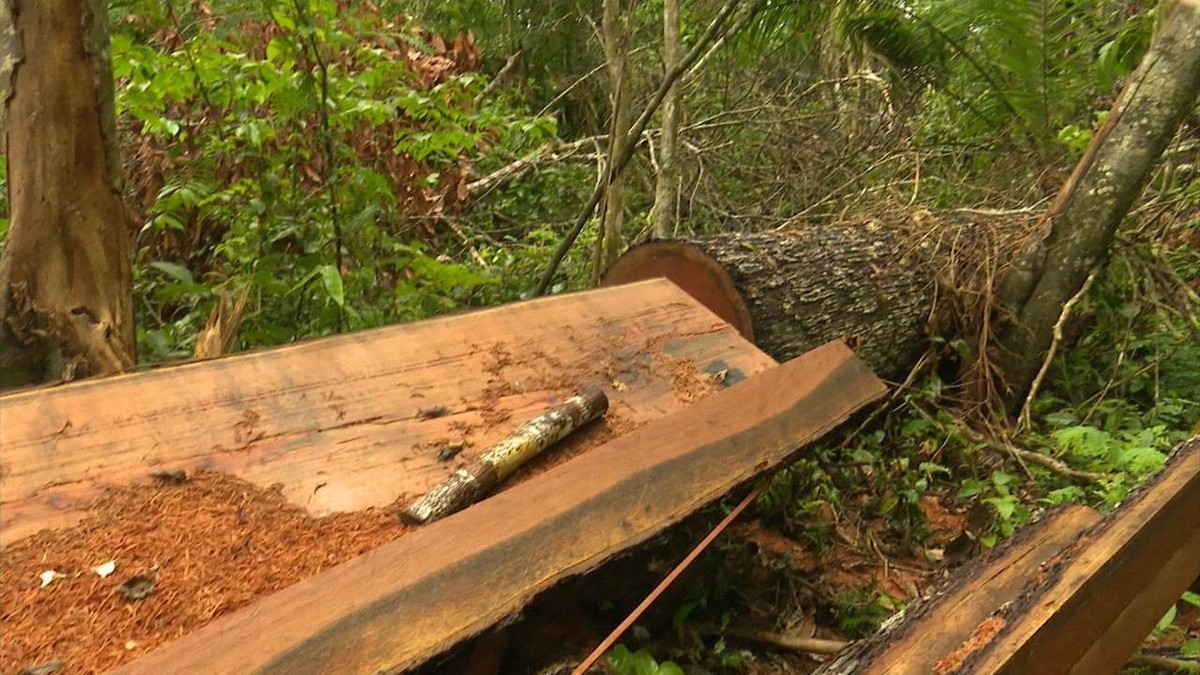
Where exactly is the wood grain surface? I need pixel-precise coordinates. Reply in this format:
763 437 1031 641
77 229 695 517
853 505 1101 674
970 436 1200 675
115 340 885 674
0 279 775 546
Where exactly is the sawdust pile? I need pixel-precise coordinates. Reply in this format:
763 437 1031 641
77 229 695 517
0 472 413 673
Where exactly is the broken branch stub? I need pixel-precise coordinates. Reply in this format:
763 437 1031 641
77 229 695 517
403 387 609 524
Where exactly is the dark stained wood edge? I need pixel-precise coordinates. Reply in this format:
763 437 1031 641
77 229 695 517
1070 526 1200 673
602 241 755 342
972 436 1200 674
117 341 886 675
832 504 1102 674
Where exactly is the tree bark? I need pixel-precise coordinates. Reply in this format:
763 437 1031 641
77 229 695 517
650 0 682 239
994 0 1200 408
603 226 934 378
0 0 135 389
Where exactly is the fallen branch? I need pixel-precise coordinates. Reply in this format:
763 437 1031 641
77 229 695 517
1018 268 1097 431
468 136 604 196
402 386 608 524
699 625 848 656
914 406 1105 483
473 49 523 107
1127 652 1200 672
965 424 1104 483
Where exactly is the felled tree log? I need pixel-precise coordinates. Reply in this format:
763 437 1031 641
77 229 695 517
603 226 935 378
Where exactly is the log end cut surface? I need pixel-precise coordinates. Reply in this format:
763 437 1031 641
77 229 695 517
602 241 755 342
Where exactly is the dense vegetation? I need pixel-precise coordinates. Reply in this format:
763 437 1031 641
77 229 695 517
1 0 1197 670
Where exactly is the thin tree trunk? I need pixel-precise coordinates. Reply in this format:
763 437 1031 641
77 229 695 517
533 0 748 297
593 0 631 283
650 0 682 239
0 0 135 389
994 0 1200 409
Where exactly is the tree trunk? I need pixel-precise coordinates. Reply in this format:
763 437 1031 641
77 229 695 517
0 0 134 389
994 0 1200 408
602 226 934 378
650 0 682 240
593 0 631 282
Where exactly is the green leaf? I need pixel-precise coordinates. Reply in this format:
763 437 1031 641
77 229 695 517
319 264 345 307
957 478 985 499
1155 603 1177 634
266 37 290 64
1181 638 1200 658
991 471 1018 488
148 261 195 285
984 496 1016 520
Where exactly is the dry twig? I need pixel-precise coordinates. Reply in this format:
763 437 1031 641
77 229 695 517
1018 269 1097 432
698 625 848 657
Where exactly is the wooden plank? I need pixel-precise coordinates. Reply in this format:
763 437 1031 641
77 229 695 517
116 340 886 674
830 504 1103 674
0 279 775 546
963 436 1200 675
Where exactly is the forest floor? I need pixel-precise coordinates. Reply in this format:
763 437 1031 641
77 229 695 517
505 477 1199 675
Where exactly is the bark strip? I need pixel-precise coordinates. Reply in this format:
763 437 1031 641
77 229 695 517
403 386 609 524
0 0 135 388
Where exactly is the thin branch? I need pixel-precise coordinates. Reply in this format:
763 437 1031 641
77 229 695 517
1126 653 1200 672
1018 269 1097 431
467 137 599 196
959 416 1105 483
697 625 848 656
533 0 758 297
910 404 1104 482
165 0 225 141
534 46 651 120
473 49 523 107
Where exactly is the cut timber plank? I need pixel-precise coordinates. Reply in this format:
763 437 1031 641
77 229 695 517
816 505 1102 674
0 279 774 546
117 340 886 675
968 436 1200 675
827 437 1200 675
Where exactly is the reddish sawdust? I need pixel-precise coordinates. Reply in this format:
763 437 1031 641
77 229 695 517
933 617 1007 674
0 472 413 674
654 353 722 404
